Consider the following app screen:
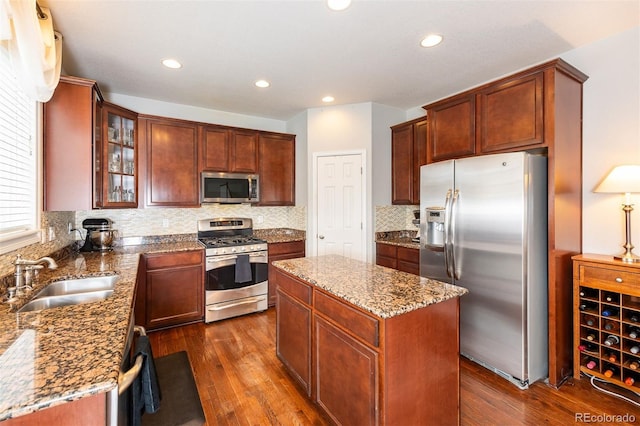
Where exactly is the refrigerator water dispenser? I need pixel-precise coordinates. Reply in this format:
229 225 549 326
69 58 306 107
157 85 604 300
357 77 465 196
425 207 445 249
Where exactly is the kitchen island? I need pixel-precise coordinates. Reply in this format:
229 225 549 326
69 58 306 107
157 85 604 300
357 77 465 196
272 254 468 425
0 240 202 423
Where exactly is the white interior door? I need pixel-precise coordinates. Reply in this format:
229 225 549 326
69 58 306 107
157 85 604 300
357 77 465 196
316 154 365 261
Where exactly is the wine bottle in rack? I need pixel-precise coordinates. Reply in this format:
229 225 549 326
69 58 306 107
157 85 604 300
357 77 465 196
586 333 597 342
601 307 619 317
603 321 616 331
607 352 618 362
585 358 598 370
630 360 640 370
629 327 640 339
604 365 618 378
630 345 640 354
603 335 620 347
625 376 636 386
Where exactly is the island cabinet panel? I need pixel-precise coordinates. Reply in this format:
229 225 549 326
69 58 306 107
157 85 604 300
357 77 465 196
276 273 313 396
273 266 461 425
267 240 305 307
315 315 379 426
135 250 204 331
315 291 379 347
140 115 200 207
478 73 543 153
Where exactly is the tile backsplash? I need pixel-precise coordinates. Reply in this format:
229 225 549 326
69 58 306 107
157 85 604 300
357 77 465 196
1 204 413 278
375 205 419 232
75 205 306 239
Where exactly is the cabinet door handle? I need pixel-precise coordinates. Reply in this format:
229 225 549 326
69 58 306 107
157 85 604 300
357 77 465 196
318 235 325 239
616 277 623 283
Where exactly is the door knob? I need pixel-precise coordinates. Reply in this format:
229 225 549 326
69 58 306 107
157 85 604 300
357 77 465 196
318 235 325 239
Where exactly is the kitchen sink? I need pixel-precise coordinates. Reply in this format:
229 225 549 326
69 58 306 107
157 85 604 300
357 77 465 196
32 275 118 298
17 275 118 313
18 291 114 313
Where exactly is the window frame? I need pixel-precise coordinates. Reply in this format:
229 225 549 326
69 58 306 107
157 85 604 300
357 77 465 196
0 48 42 255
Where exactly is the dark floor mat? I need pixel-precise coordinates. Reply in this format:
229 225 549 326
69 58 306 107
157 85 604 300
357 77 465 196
142 351 205 426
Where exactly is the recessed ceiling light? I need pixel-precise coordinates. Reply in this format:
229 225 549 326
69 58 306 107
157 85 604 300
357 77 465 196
420 34 443 48
322 96 335 103
255 80 270 88
161 58 182 69
327 0 351 11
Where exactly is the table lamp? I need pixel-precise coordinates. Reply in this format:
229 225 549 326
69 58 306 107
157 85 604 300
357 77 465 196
594 165 640 263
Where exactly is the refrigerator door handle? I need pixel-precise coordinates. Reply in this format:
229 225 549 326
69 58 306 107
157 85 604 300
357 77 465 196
444 189 454 278
450 189 460 280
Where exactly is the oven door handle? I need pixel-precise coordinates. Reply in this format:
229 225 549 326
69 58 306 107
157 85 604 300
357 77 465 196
206 252 267 264
208 295 267 311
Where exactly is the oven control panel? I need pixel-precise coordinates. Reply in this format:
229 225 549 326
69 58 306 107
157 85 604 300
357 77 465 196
205 243 268 256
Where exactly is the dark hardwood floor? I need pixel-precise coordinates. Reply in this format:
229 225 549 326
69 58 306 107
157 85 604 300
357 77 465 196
147 309 640 425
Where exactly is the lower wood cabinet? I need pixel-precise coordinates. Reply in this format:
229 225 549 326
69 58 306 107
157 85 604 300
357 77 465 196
268 240 305 306
135 250 204 330
315 314 378 425
4 393 107 426
274 268 460 425
375 243 419 275
276 282 312 396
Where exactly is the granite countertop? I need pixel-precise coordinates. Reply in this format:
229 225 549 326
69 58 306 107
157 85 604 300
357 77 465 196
0 241 203 421
375 232 420 250
254 228 305 244
272 254 467 319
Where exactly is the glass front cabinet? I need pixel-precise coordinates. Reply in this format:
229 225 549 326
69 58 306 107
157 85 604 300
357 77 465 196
101 102 138 207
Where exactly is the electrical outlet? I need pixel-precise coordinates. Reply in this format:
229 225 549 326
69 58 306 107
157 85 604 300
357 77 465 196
257 215 264 224
68 222 73 234
162 219 169 228
48 226 56 241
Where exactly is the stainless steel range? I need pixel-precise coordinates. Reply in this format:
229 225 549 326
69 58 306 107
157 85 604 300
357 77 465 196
197 218 268 323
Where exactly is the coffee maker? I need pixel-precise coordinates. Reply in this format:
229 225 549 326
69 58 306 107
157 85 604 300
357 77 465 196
80 218 116 252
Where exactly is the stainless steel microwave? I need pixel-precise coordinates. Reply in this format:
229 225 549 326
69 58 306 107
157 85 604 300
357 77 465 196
201 172 259 204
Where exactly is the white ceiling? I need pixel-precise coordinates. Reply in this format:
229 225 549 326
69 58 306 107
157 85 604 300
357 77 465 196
42 0 639 121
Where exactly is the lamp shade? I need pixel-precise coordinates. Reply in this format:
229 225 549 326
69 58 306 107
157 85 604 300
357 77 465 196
594 165 640 194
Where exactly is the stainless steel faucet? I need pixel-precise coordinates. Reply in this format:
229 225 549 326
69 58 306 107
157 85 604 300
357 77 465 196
13 254 58 295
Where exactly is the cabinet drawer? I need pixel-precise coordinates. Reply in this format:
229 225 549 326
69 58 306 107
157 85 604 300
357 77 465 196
269 240 305 257
145 250 203 270
315 291 379 348
582 266 640 287
397 247 418 263
376 243 397 258
277 271 312 305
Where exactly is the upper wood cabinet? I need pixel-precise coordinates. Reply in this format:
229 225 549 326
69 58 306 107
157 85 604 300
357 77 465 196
201 126 259 173
477 73 543 153
44 76 103 211
231 129 259 173
140 115 200 207
391 117 426 205
426 94 476 163
102 102 138 208
258 132 296 206
200 125 230 171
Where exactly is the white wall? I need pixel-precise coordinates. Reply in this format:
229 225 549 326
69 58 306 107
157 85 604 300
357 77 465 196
372 103 406 206
286 110 309 207
106 92 287 133
561 26 640 256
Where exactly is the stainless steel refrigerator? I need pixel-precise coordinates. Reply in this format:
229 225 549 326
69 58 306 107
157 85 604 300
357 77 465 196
419 151 547 389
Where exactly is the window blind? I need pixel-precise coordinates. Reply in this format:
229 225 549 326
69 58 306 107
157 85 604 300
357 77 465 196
0 47 37 236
